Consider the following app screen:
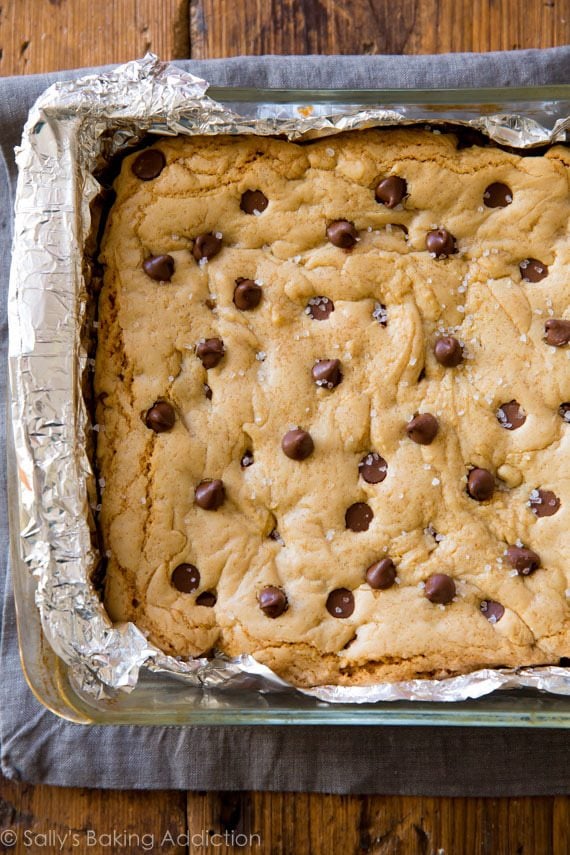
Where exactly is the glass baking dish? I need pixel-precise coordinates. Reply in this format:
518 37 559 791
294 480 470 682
8 83 570 726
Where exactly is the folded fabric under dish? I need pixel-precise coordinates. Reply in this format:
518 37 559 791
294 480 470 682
2 47 570 792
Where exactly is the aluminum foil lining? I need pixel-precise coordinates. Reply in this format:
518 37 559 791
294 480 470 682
8 53 570 703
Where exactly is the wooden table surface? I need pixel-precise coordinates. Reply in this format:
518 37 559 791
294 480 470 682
1 2 569 853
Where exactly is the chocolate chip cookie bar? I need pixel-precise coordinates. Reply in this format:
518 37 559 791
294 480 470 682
95 129 570 687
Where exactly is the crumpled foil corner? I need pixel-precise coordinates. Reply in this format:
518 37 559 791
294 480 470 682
8 53 570 703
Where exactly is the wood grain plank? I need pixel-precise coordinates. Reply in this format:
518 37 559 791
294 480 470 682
185 792 561 854
189 0 570 57
0 773 187 854
0 0 190 77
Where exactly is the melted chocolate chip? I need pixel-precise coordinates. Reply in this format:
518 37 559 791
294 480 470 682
406 413 439 445
426 228 457 258
196 591 217 607
529 489 560 518
545 319 570 347
192 233 222 262
145 400 175 432
196 338 225 369
240 189 268 215
560 403 570 422
171 563 200 593
467 468 495 501
233 278 262 310
326 220 358 249
480 600 505 623
506 545 541 575
306 296 334 320
326 588 355 618
269 528 284 544
424 573 456 604
365 558 397 590
282 428 314 460
195 479 225 510
375 176 407 208
483 182 513 208
359 452 388 484
496 400 526 430
241 450 254 468
204 383 213 400
345 502 374 532
520 258 548 283
132 149 166 180
434 336 464 367
143 254 175 282
312 359 342 389
258 586 288 618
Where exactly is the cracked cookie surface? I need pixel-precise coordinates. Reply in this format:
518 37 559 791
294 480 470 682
95 129 570 687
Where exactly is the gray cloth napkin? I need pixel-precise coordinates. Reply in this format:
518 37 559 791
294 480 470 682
2 48 570 793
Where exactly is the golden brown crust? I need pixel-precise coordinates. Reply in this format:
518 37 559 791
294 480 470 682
95 129 570 687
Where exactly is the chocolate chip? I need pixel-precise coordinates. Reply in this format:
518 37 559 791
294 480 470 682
312 359 342 389
480 600 505 623
132 149 166 180
496 400 526 430
426 228 457 258
372 302 388 326
326 220 358 249
365 558 397 590
195 479 225 510
375 176 407 208
240 189 268 215
143 254 175 282
258 586 288 618
359 452 388 484
171 563 200 593
326 588 355 618
192 233 222 262
269 528 284 544
467 468 495 501
233 278 262 310
196 591 217 607
241 450 254 468
434 336 463 367
506 545 541 575
560 402 570 422
529 488 560 518
282 428 314 460
345 502 374 532
196 338 225 368
205 297 217 310
145 400 175 432
520 258 548 282
204 383 213 400
306 296 334 320
424 573 456 604
545 319 570 347
483 182 513 208
406 413 439 445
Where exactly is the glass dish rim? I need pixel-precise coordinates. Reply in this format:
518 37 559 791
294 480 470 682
206 84 570 104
